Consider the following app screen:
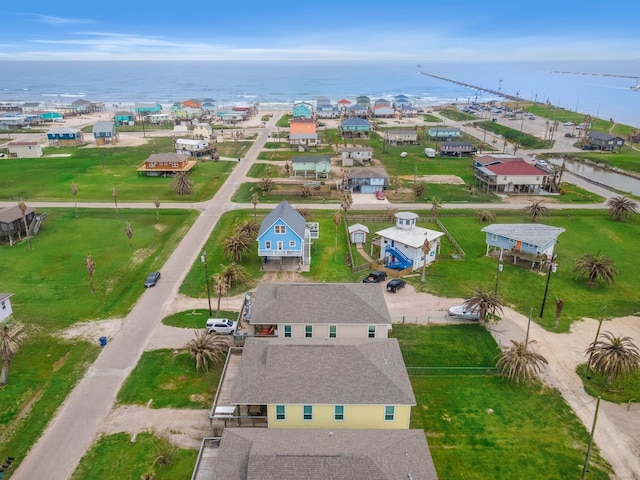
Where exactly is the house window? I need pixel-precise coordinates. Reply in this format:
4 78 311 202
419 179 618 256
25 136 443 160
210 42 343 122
509 239 515 244
171 162 179 168
528 243 534 248
1 300 5 310
284 325 292 338
275 225 286 234
329 325 337 338
491 234 497 241
368 325 376 338
334 405 344 421
385 405 395 421
305 325 313 338
289 240 296 248
265 240 271 249
276 405 286 420
303 405 313 420
148 162 156 168
503 176 507 180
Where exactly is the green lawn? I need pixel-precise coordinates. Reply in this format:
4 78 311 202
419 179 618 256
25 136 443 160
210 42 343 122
0 208 197 327
162 309 239 329
72 432 197 480
0 138 236 202
576 363 640 404
428 211 640 329
117 349 220 409
391 324 611 479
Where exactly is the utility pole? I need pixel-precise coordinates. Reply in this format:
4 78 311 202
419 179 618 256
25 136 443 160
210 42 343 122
581 397 601 479
200 250 212 316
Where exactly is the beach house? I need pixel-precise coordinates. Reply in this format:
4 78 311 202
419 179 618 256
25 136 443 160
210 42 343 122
92 121 118 145
292 102 314 119
136 152 197 177
340 117 371 138
474 159 550 193
428 126 461 141
248 282 392 339
341 145 373 166
215 337 415 430
375 212 444 271
114 111 135 126
288 118 318 149
174 138 209 157
257 200 310 267
0 205 37 246
291 156 331 179
202 429 438 480
0 293 14 323
347 167 388 194
46 127 84 146
481 223 565 267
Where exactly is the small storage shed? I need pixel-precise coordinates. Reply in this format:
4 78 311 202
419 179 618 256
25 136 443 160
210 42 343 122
348 223 370 244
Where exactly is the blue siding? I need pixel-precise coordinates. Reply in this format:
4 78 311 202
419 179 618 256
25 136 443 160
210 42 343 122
258 219 304 256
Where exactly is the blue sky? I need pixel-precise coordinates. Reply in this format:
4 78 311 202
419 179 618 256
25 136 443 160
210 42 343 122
1 0 639 62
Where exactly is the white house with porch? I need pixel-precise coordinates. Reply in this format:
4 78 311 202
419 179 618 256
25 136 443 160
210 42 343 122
375 212 444 271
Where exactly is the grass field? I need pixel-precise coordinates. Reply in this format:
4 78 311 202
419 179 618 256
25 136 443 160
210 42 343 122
162 309 239 329
0 138 236 202
392 324 611 479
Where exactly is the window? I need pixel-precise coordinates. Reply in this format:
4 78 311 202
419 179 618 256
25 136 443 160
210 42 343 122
509 239 515 244
368 325 376 338
334 405 344 421
303 405 313 420
503 176 507 180
275 225 286 234
385 405 395 421
329 325 337 338
171 162 179 168
1 300 5 310
289 240 296 247
305 325 313 338
284 325 292 338
265 240 271 249
148 162 156 168
277 241 283 251
276 405 286 420
491 234 497 241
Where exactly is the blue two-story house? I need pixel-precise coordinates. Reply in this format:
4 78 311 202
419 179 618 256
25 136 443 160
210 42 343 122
257 200 310 267
93 121 118 145
47 126 84 146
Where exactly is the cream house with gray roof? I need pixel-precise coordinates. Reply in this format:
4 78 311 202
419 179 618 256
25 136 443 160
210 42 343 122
205 428 439 480
249 282 392 338
221 337 415 430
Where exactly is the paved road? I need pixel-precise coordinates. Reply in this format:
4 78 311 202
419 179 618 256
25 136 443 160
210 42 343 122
10 114 280 480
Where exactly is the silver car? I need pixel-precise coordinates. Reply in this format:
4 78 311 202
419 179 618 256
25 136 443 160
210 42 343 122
447 305 480 321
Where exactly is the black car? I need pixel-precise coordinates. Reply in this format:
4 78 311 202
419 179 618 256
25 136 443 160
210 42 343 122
362 271 387 283
581 145 596 150
386 278 406 293
144 271 161 287
564 133 576 138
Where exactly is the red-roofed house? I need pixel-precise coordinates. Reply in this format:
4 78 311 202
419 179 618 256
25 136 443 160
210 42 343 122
475 159 551 193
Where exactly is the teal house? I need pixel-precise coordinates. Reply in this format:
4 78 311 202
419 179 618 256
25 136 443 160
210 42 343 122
293 102 313 119
134 102 162 115
340 117 371 139
292 155 331 179
428 126 461 141
40 111 63 122
114 111 136 126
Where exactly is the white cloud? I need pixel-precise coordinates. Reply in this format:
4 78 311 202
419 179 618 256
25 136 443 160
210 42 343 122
33 14 95 26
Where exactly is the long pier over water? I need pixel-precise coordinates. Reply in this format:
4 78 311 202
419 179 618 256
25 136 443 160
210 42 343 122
420 72 526 102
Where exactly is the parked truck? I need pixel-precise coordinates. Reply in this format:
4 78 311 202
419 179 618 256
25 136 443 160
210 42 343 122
424 148 436 158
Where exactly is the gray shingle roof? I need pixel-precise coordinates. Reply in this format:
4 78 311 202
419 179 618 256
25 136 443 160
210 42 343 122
291 155 330 165
0 205 35 224
231 337 415 405
257 200 306 238
348 167 389 179
212 429 439 480
251 282 391 326
481 223 565 247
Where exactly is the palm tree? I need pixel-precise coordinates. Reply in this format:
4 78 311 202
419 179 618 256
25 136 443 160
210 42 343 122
496 339 548 383
186 329 229 372
298 185 313 198
585 331 640 387
85 254 97 293
413 182 427 198
475 209 496 223
220 262 248 290
295 207 312 220
332 210 341 261
421 236 431 283
236 219 259 237
0 322 24 385
523 200 549 222
124 223 134 250
212 273 229 317
392 176 402 195
340 192 352 218
154 197 160 220
222 228 252 262
71 183 79 218
251 193 259 220
258 177 274 194
382 207 398 222
463 287 504 325
606 196 637 221
574 252 617 286
430 196 442 217
17 198 31 250
172 172 194 195
112 187 119 219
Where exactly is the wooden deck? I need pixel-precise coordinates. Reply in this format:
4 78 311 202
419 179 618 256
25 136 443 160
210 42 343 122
191 437 221 480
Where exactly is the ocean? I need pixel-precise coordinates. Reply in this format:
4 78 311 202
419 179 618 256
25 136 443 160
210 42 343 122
1 60 639 127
